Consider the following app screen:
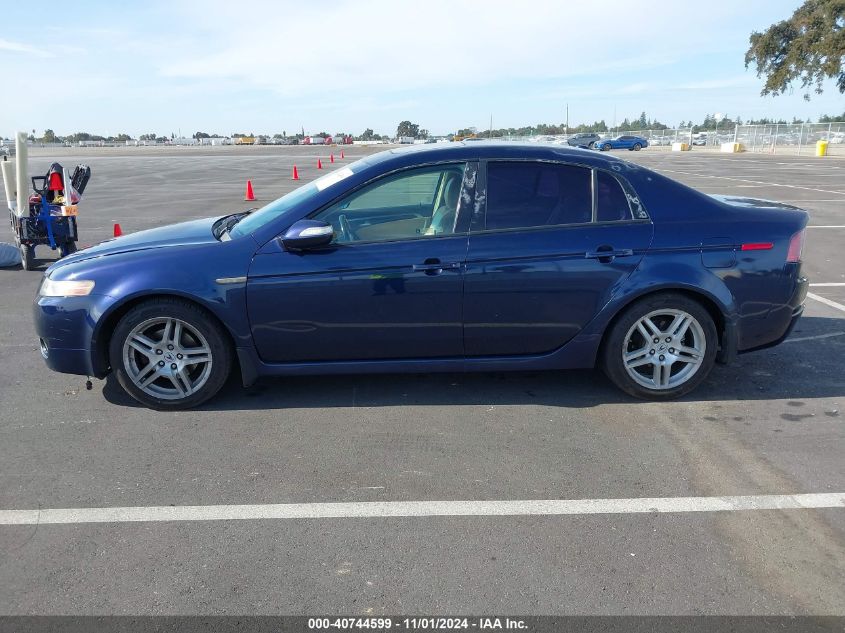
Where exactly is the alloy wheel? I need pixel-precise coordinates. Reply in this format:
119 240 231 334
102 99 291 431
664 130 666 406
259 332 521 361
621 309 706 390
122 317 213 400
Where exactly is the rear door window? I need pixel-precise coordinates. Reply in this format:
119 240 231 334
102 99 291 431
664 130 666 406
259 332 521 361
485 162 592 230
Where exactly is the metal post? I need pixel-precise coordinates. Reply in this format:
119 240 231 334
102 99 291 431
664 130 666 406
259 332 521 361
752 125 757 152
733 124 738 144
829 122 833 140
773 123 779 154
797 122 804 156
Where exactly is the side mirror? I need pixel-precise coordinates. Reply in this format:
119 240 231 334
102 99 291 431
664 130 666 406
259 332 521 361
281 219 334 251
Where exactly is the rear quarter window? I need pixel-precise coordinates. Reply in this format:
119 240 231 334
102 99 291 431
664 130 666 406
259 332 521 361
596 170 632 222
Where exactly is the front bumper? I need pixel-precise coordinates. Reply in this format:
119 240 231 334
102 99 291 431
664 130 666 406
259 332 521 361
33 295 103 377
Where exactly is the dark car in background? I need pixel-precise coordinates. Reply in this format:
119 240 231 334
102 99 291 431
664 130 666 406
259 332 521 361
598 135 649 151
566 133 601 148
34 143 808 409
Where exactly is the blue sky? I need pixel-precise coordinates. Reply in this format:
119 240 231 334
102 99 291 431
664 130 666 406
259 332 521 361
1 0 842 138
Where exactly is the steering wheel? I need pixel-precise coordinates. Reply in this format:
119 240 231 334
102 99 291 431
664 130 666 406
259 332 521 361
338 214 357 242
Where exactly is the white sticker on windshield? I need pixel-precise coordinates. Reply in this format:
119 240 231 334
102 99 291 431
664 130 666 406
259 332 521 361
314 166 354 191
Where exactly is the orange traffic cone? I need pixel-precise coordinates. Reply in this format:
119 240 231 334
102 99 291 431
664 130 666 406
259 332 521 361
113 223 123 237
245 180 255 201
340 150 345 159
330 153 335 163
317 158 323 169
292 165 299 180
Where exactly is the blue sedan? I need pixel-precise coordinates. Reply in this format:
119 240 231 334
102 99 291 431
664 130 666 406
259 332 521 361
34 143 808 409
597 135 649 151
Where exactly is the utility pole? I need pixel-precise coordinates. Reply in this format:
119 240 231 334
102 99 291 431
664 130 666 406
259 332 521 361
489 114 493 139
565 103 569 136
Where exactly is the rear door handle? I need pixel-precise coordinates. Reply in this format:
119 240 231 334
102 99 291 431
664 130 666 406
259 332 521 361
585 246 634 262
412 259 462 274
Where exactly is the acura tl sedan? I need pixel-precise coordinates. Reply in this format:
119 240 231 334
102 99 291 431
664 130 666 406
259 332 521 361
34 143 808 409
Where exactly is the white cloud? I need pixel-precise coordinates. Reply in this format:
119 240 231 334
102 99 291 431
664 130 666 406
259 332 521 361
0 38 54 58
157 0 736 98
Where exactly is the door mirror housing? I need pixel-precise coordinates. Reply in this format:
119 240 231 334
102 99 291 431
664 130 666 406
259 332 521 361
281 219 334 251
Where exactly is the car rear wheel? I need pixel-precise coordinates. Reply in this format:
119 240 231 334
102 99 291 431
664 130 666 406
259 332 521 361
602 143 611 151
632 142 642 151
601 293 717 399
110 298 232 410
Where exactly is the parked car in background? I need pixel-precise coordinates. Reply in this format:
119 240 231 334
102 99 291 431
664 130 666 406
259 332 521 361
34 142 808 409
597 135 648 151
0 144 15 158
567 133 601 149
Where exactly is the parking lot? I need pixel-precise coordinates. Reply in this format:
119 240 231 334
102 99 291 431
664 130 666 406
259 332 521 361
0 145 843 615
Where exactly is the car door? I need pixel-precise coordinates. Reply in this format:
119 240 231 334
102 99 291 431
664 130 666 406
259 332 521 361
463 160 653 356
247 162 476 363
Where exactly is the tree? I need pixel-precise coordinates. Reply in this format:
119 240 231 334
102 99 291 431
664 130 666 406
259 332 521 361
819 110 845 121
396 120 420 138
193 131 211 139
360 128 375 140
41 129 57 143
745 0 845 99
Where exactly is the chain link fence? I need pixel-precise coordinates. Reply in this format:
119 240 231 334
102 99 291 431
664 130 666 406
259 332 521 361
503 122 845 155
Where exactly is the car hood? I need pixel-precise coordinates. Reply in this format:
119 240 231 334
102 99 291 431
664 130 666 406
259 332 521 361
55 217 220 267
709 194 802 211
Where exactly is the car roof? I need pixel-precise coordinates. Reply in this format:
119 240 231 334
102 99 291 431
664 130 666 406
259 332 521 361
361 140 631 171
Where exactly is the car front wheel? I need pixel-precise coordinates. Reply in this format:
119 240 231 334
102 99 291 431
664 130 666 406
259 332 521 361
601 293 717 399
602 143 611 151
632 142 642 151
110 298 232 410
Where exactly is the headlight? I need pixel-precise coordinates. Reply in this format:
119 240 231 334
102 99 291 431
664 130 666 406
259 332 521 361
39 278 96 297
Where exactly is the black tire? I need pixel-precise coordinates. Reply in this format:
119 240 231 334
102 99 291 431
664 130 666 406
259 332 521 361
588 141 595 149
632 142 642 151
60 241 77 257
109 297 232 410
20 243 35 270
601 293 718 400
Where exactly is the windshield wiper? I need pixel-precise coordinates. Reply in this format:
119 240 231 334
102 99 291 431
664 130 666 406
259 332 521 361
214 210 254 240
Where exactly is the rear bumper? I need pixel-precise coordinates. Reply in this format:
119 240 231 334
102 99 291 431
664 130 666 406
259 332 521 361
737 272 808 354
739 303 804 354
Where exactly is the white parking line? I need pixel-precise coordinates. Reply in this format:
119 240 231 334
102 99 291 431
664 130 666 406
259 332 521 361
785 332 845 343
807 292 845 313
810 283 845 286
808 226 845 229
0 493 842 525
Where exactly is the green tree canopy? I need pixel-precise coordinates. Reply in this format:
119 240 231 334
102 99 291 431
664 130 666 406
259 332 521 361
745 0 845 99
396 121 420 138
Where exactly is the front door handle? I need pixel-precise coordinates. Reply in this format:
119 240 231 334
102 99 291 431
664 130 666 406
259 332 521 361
585 246 634 262
412 259 462 274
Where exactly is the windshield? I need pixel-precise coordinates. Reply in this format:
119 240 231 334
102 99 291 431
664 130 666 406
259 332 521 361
229 164 359 238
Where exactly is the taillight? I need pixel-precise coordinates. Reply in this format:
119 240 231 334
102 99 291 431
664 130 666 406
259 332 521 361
786 229 805 263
